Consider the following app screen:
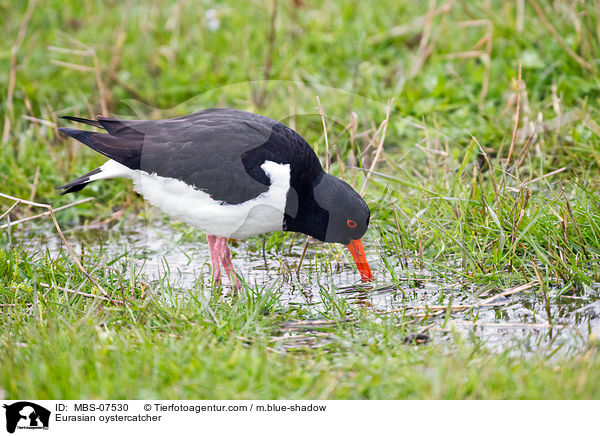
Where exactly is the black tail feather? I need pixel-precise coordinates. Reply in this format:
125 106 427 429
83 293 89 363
58 127 142 169
58 114 144 194
60 116 104 129
56 167 101 195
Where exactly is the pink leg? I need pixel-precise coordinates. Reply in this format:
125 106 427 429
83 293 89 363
215 237 242 290
206 234 221 283
207 235 241 290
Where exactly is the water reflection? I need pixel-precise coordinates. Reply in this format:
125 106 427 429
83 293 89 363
33 217 600 355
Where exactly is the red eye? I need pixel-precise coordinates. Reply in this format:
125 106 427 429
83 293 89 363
347 219 357 228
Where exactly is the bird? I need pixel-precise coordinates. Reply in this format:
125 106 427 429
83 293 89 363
57 108 373 288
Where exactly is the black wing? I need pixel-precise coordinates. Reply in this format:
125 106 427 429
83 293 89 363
59 108 324 205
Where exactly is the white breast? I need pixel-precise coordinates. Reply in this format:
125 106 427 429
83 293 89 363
92 159 290 239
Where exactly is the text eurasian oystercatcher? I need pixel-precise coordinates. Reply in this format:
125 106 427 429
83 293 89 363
58 108 372 287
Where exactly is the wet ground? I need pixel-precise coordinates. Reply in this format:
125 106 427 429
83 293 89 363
22 213 600 355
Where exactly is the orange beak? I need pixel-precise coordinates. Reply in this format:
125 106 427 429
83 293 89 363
345 238 373 282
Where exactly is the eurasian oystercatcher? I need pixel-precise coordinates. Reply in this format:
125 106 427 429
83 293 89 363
58 108 373 287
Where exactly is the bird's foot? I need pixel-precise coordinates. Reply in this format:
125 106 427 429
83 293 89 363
207 235 241 291
206 234 222 285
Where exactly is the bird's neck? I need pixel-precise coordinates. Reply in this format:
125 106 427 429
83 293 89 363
283 172 330 241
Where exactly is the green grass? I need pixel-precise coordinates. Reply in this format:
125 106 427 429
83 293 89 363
2 0 600 399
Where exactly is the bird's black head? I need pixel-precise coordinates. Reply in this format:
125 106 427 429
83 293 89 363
284 173 370 245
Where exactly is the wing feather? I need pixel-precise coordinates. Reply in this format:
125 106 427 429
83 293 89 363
59 108 321 205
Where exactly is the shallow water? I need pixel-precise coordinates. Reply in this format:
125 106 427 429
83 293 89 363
22 213 600 355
